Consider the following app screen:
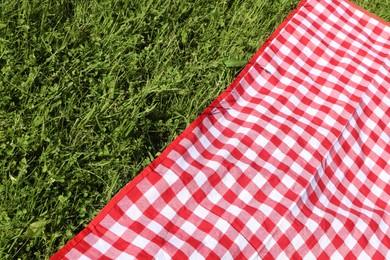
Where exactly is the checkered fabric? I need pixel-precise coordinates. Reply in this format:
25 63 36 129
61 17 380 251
51 0 390 259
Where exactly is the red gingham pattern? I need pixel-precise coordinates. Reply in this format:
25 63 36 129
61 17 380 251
52 0 390 259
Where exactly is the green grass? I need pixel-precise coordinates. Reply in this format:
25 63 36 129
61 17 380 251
0 0 389 258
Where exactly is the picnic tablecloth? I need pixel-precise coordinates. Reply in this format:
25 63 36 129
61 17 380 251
52 0 390 258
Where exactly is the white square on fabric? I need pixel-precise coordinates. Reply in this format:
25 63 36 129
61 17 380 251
206 160 221 171
318 235 331 249
208 188 222 204
306 218 319 232
234 235 252 251
336 31 347 41
194 205 209 220
369 234 382 248
198 132 212 149
276 251 290 259
370 184 383 198
126 204 142 221
310 68 322 77
280 76 293 86
374 73 385 85
155 249 170 260
245 147 259 161
272 148 286 162
280 105 293 117
327 74 338 84
373 106 385 119
194 171 208 188
291 124 304 136
332 219 344 233
309 136 321 150
264 235 277 251
93 238 111 254
331 251 344 259
222 173 236 189
265 123 279 135
247 216 261 231
238 189 253 204
144 186 160 204
187 145 201 161
259 204 274 217
315 3 326 14
343 155 354 168
299 149 312 162
247 86 258 97
264 95 276 106
324 114 336 127
111 222 128 237
378 169 390 183
322 22 332 32
269 189 284 202
189 251 205 260
291 234 305 250
291 162 304 175
288 35 299 45
280 45 291 56
147 221 164 234
281 174 295 189
317 57 328 67
236 160 250 172
334 66 346 75
372 143 384 158
363 154 376 169
163 170 179 185
168 235 185 249
350 74 362 85
263 161 277 174
288 94 300 107
255 74 268 87
181 220 197 235
348 183 359 197
221 251 234 259
176 154 190 171
255 134 269 148
278 217 291 233
283 135 295 148
215 218 229 234
296 25 306 36
252 174 267 189
226 204 242 216
295 57 306 68
357 251 371 260
379 219 390 235
355 218 368 233
311 36 321 47
304 251 317 260
302 46 313 58
204 234 219 250
160 205 176 220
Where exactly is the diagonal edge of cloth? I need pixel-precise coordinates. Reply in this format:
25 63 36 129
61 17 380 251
51 0 390 259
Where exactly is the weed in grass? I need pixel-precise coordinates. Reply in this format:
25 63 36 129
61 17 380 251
0 0 388 258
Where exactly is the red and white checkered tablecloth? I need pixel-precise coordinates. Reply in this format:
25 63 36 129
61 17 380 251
52 0 390 258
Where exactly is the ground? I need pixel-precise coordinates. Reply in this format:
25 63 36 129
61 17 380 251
0 0 389 258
